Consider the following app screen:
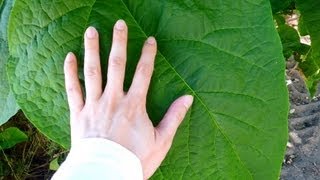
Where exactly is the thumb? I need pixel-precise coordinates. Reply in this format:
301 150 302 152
156 95 194 142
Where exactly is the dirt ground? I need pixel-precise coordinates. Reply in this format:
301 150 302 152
0 113 64 180
281 60 320 180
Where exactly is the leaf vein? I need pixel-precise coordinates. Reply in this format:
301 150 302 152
197 91 267 104
159 38 274 78
119 1 254 178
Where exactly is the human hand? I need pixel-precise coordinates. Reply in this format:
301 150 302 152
63 19 193 179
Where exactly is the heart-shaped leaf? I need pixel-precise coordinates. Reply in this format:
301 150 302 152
7 0 288 179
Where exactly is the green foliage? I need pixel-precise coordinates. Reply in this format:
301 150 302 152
295 0 320 96
274 14 286 26
277 24 301 59
271 0 320 96
5 0 288 179
270 0 294 13
49 157 60 171
0 0 19 125
298 15 308 36
0 127 27 149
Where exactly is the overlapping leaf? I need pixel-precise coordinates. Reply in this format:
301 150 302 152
296 0 320 96
277 24 301 59
7 0 288 179
0 127 27 149
269 0 294 13
0 0 19 125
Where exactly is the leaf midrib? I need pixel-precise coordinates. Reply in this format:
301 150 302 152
117 0 253 178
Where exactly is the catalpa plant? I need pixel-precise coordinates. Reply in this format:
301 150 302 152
0 0 293 179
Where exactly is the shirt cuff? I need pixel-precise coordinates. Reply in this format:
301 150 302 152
52 138 143 180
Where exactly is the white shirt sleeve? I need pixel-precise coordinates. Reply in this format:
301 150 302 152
51 138 143 180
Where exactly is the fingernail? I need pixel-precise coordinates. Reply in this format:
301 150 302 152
66 52 74 62
115 19 126 30
183 95 194 108
86 27 97 39
147 37 156 45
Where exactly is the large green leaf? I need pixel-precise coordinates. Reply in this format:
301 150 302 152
0 0 19 125
296 0 320 96
7 0 288 179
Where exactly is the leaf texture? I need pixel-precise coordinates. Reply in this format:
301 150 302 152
7 0 288 179
0 0 19 125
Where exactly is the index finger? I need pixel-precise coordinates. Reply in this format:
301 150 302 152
64 52 84 113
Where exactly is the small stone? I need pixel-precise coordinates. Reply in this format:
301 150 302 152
289 154 295 159
286 80 293 86
289 132 302 144
284 154 295 165
287 142 293 148
289 109 295 114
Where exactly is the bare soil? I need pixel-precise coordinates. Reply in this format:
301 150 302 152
281 60 320 180
0 112 66 180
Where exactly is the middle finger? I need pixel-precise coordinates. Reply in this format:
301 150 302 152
84 26 102 103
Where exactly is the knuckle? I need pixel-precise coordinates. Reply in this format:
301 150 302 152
85 66 99 77
86 42 99 52
137 62 153 76
128 96 141 108
66 86 81 98
135 102 145 111
127 96 144 111
114 29 127 41
67 86 76 94
70 103 83 113
109 56 125 68
128 89 146 102
175 110 185 121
